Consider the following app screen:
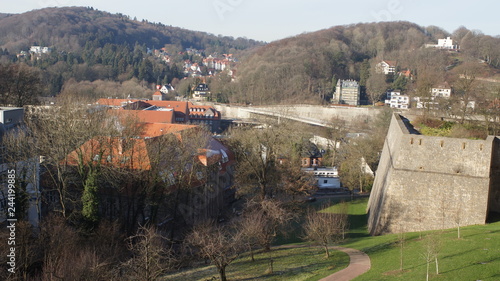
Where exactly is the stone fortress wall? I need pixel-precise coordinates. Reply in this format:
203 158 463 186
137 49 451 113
368 114 500 235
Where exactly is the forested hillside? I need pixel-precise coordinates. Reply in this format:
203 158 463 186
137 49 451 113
0 7 263 99
0 7 261 54
223 22 500 105
1 7 499 107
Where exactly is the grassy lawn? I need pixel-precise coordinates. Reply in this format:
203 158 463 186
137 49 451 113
316 197 500 281
164 244 350 281
163 196 500 280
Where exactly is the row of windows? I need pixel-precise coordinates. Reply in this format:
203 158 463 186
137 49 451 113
189 114 216 118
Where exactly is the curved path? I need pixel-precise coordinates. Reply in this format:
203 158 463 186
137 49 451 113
319 246 371 281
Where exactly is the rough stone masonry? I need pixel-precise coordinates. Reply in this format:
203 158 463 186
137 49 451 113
368 114 500 235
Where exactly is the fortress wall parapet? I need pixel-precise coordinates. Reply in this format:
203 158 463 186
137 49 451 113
368 114 499 235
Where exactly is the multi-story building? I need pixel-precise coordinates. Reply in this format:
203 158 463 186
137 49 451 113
425 37 458 50
192 83 211 101
333 80 360 106
385 90 410 109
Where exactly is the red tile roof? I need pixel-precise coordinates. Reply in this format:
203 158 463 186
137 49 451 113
111 110 175 124
66 137 152 170
383 60 397 67
140 123 198 138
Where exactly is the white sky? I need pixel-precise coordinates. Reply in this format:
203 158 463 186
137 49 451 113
2 0 499 42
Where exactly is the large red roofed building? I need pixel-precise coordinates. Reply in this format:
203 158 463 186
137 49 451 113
65 122 235 231
96 96 222 132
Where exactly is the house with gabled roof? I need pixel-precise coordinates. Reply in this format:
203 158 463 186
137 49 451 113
376 60 397 75
192 83 211 101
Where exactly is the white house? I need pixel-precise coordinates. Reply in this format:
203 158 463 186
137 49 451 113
414 82 452 109
425 37 458 50
303 167 342 190
431 82 452 98
29 46 51 54
385 90 410 109
376 60 397 75
160 84 175 94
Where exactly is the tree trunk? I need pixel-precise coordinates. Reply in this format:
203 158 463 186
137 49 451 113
218 266 227 281
324 244 330 258
426 260 429 281
250 247 255 262
435 257 439 274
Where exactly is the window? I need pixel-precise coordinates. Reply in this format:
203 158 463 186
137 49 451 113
323 180 328 184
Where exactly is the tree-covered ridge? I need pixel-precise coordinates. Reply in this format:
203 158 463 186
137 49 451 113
0 7 264 98
0 7 263 54
229 22 500 105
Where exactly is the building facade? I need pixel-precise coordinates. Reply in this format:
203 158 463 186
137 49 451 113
385 90 410 109
333 80 360 106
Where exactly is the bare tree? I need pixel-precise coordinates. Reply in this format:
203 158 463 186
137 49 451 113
366 62 388 105
124 225 176 281
228 118 312 201
421 233 443 280
450 61 481 124
236 210 264 262
186 222 242 281
0 63 42 107
337 201 350 240
26 95 117 220
454 198 463 239
303 205 344 258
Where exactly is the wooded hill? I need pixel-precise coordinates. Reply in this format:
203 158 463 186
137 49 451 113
0 7 262 54
224 22 500 105
0 7 263 98
1 7 499 107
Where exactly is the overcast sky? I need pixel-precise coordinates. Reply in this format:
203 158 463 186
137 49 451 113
2 0 499 42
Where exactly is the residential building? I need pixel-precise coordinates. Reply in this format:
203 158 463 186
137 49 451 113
152 90 166 101
431 82 452 98
192 83 211 101
376 60 397 75
300 142 324 168
425 37 458 50
333 80 360 106
160 84 175 95
188 105 221 132
415 82 452 109
303 167 342 190
29 46 52 54
385 90 410 109
0 107 24 137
